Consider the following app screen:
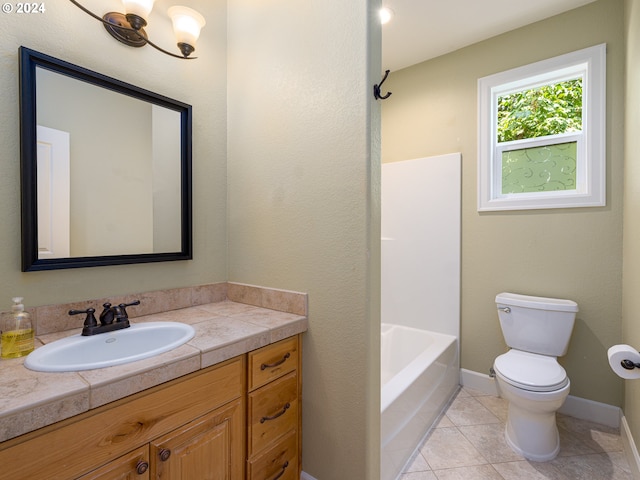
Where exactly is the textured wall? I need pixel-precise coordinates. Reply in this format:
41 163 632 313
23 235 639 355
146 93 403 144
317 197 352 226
0 0 228 306
623 0 640 451
226 0 381 478
1 1 381 477
382 0 625 407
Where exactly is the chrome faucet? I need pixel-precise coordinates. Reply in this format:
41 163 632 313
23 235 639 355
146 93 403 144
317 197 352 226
70 300 140 336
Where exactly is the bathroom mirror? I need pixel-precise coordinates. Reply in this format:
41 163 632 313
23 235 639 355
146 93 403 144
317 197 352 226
19 47 192 271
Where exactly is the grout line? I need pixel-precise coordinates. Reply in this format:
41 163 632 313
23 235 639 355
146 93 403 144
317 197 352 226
400 391 632 480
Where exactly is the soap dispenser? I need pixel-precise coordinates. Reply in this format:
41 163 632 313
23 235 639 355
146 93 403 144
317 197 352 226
1 297 34 359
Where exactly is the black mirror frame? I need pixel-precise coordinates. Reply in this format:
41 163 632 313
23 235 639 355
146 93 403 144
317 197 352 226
19 46 193 271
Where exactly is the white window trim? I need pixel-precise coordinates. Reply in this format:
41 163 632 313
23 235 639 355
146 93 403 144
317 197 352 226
477 44 606 211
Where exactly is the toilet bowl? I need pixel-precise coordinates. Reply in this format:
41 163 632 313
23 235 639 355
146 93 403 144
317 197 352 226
493 293 578 461
493 349 570 461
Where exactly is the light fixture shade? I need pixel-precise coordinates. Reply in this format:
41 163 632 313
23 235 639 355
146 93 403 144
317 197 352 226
168 6 206 49
122 0 155 20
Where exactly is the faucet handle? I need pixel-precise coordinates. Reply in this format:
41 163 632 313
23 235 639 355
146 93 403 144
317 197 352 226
118 300 141 321
69 307 98 329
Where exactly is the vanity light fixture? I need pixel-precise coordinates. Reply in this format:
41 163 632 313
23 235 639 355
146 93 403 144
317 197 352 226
69 0 206 59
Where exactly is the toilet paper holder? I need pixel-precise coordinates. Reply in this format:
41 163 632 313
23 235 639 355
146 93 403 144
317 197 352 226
621 358 640 370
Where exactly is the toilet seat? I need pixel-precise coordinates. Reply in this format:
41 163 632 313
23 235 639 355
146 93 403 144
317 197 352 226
494 350 568 392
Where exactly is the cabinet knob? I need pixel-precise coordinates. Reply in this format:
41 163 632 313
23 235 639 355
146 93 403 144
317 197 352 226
136 460 149 475
159 448 172 462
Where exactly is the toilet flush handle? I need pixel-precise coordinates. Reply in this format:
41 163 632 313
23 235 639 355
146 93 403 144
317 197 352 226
498 306 511 313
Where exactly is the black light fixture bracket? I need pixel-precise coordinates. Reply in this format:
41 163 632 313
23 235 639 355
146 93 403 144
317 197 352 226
103 12 148 48
68 0 196 59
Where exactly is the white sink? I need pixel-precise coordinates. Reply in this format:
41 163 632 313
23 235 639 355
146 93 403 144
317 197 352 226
24 322 196 372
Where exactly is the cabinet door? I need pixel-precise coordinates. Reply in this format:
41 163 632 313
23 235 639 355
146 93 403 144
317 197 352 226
150 398 244 480
77 445 150 480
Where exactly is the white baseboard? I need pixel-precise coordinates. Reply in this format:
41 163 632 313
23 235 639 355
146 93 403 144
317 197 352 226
460 368 499 396
460 368 621 428
300 472 318 480
621 416 640 480
557 394 621 428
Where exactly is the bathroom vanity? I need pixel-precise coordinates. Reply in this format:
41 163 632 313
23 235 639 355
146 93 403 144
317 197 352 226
0 283 306 479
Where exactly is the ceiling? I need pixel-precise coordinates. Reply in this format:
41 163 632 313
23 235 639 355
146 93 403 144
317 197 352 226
381 0 598 72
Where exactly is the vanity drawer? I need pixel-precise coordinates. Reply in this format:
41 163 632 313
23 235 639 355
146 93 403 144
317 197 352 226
248 371 298 456
247 429 298 480
248 336 299 391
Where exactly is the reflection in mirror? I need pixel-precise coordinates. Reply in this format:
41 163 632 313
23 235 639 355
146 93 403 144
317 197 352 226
20 47 192 271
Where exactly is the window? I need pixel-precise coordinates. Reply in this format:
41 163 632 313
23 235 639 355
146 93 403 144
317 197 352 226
477 44 606 211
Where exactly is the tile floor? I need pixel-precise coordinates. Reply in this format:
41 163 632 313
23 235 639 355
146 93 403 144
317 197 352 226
399 387 634 480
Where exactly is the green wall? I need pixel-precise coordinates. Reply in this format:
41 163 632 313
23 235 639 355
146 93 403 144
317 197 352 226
623 0 640 455
0 1 382 478
382 0 625 407
0 1 229 305
226 1 381 477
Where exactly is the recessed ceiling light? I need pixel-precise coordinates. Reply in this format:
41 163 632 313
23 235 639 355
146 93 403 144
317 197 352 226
379 7 394 25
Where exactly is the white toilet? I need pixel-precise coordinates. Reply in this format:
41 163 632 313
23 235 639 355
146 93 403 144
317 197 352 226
493 292 578 462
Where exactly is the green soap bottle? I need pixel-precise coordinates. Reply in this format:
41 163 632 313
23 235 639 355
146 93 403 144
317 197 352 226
1 297 34 359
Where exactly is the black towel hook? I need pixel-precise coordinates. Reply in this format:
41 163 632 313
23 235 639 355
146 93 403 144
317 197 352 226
374 69 392 100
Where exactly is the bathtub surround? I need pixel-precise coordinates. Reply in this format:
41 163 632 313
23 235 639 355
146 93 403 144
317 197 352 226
381 153 461 478
381 154 461 338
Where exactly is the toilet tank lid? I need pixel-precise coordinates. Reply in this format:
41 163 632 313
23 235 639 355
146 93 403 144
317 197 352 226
495 292 578 312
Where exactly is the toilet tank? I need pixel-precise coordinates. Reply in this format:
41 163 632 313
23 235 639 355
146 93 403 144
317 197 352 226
495 292 578 357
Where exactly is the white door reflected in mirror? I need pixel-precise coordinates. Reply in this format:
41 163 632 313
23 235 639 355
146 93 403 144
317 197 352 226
37 125 70 259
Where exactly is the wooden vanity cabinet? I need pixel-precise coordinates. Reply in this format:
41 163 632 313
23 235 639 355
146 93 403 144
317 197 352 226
0 357 245 480
149 398 244 479
77 446 151 480
246 336 301 480
0 334 303 480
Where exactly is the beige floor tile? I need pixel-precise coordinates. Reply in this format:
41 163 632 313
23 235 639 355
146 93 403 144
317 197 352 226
475 394 509 422
399 471 438 480
460 386 493 398
444 396 501 427
557 414 625 453
391 390 632 480
492 460 570 480
432 464 504 479
458 423 524 463
420 427 488 470
434 414 455 429
404 452 431 473
551 452 634 479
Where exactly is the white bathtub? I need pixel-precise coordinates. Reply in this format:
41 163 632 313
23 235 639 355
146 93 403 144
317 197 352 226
381 323 459 480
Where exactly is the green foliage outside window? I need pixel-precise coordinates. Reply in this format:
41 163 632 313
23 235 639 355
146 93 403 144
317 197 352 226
497 79 583 143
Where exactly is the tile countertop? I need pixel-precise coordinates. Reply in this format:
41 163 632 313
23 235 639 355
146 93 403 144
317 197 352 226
0 300 308 443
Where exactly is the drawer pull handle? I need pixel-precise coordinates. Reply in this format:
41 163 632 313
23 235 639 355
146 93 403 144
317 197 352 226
136 460 149 475
260 402 291 423
270 461 289 480
261 352 291 371
159 448 172 462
